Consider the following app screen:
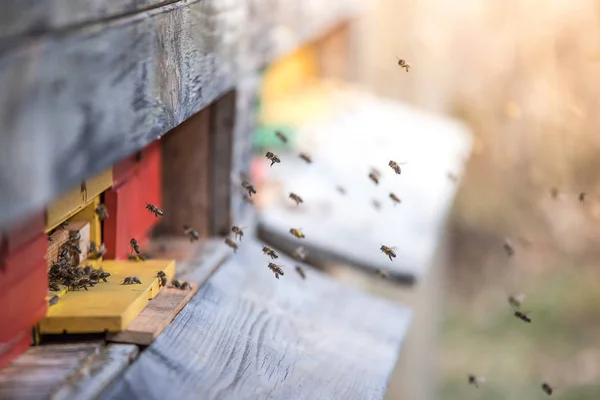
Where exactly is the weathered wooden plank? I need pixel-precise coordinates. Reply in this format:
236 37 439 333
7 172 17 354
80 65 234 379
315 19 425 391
50 344 139 400
106 284 199 345
0 0 240 231
0 342 101 400
99 239 411 400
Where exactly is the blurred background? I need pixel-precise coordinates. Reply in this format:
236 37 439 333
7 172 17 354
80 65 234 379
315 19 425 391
254 0 600 398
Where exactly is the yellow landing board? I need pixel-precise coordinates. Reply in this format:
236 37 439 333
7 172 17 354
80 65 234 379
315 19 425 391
39 259 176 334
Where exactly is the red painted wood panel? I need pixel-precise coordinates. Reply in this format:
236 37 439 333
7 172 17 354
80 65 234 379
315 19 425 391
113 151 141 188
0 329 31 371
0 211 45 254
137 140 162 238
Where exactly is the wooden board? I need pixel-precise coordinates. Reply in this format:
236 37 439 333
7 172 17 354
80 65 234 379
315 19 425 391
0 342 102 400
99 239 411 400
68 197 102 247
106 284 199 345
39 260 176 334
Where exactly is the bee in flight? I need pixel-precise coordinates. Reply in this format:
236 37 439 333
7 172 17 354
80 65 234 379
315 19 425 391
397 58 410 72
388 160 407 175
447 172 458 183
380 245 397 261
265 151 281 167
292 246 307 261
267 262 285 279
368 168 382 185
122 276 142 285
503 238 515 257
541 382 553 396
275 131 288 143
289 228 305 239
231 226 245 241
375 268 389 279
550 187 559 199
295 266 306 280
224 238 238 252
372 199 382 211
514 309 532 323
389 193 401 206
183 225 200 242
130 238 141 255
145 202 164 217
95 204 109 221
579 192 586 205
262 246 279 259
508 293 525 309
467 375 486 388
336 186 347 195
241 180 257 197
299 152 312 164
289 192 303 206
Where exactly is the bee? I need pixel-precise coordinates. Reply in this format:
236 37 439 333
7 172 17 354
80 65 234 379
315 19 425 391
289 228 305 239
157 271 167 288
145 202 164 217
275 131 288 143
231 226 246 241
59 221 69 230
183 225 200 242
243 194 254 205
550 187 559 199
99 271 110 282
262 246 279 259
397 58 410 72
66 241 82 254
514 310 532 323
292 246 306 261
508 293 525 309
82 265 94 275
289 192 303 206
95 204 109 221
88 243 106 260
579 192 586 204
180 281 192 290
49 282 61 291
295 266 306 280
368 168 382 185
122 276 142 285
267 262 285 279
467 375 486 388
541 382 553 396
372 199 382 211
265 151 281 167
69 231 81 242
169 279 182 289
49 294 60 306
241 180 257 197
503 238 514 257
388 160 406 175
336 186 347 195
225 238 238 252
89 241 97 253
71 278 91 291
389 193 401 206
375 268 389 279
299 152 312 164
80 181 88 200
130 238 141 255
380 245 397 261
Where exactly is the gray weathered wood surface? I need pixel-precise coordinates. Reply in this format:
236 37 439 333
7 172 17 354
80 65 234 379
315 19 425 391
0 0 368 231
99 239 411 400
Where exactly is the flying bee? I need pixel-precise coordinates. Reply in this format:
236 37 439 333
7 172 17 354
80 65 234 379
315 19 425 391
508 293 525 309
299 152 312 164
231 226 246 241
265 151 281 167
295 266 306 280
389 193 401 206
388 160 406 175
95 204 109 221
130 238 141 255
275 131 288 143
541 382 553 396
122 276 142 285
169 279 182 289
88 243 106 260
514 310 532 323
375 268 389 279
579 192 586 204
267 262 285 279
262 246 279 259
550 187 559 199
336 186 347 195
447 172 459 183
397 58 410 72
368 168 382 185
243 194 254 205
224 238 238 252
292 246 306 261
183 225 200 242
289 192 303 206
503 238 515 257
49 282 61 291
241 180 257 197
157 271 167 288
380 245 397 261
145 202 164 217
289 228 305 239
467 375 486 388
372 199 382 211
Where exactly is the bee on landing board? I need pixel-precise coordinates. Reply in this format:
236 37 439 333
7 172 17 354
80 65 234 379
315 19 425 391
267 262 285 279
122 276 142 285
380 245 397 261
292 246 307 261
299 152 312 164
145 203 164 217
397 58 410 72
224 238 238 252
295 266 306 280
275 131 288 143
289 192 303 206
368 168 382 185
231 226 246 241
388 160 406 175
289 228 305 239
389 193 401 206
157 271 167 288
262 246 279 259
95 204 109 221
183 225 200 242
541 382 553 396
265 151 281 167
170 279 182 289
180 281 192 290
467 375 486 388
241 180 257 197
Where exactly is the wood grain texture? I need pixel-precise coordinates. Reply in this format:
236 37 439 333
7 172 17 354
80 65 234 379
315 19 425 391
99 239 411 400
0 342 101 400
159 108 212 237
106 284 199 345
50 344 139 400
